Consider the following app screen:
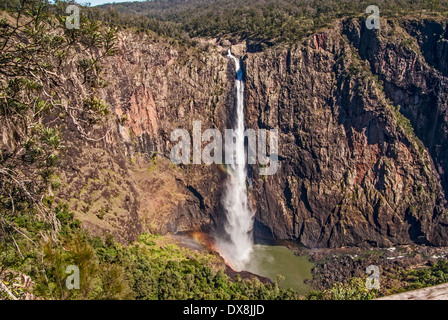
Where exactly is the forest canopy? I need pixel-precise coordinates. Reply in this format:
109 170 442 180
89 0 448 43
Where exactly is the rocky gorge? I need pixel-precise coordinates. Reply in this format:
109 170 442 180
54 15 448 262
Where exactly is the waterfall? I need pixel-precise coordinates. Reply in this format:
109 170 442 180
215 49 254 271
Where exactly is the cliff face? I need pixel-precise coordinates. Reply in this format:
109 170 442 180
58 18 448 247
56 34 232 242
246 18 448 247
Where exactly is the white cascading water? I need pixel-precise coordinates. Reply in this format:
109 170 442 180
215 49 254 271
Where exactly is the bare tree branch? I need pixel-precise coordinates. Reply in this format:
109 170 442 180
0 279 18 300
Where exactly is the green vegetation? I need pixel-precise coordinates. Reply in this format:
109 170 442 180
306 277 379 300
1 202 300 299
388 103 426 155
390 259 448 293
0 0 120 299
90 0 448 45
0 0 118 246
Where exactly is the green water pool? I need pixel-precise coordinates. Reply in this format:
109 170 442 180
244 244 314 294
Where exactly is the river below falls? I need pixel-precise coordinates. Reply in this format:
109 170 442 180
243 244 314 294
172 232 315 295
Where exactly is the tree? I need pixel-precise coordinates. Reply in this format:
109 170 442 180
0 0 118 298
0 0 117 240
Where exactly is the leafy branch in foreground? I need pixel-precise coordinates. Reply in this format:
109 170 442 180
305 277 379 300
0 0 117 291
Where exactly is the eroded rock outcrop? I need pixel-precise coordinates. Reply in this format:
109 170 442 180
57 33 232 242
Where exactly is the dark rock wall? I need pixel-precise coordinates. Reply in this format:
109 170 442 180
245 18 448 248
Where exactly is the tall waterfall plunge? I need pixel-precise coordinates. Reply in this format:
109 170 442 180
215 50 254 271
